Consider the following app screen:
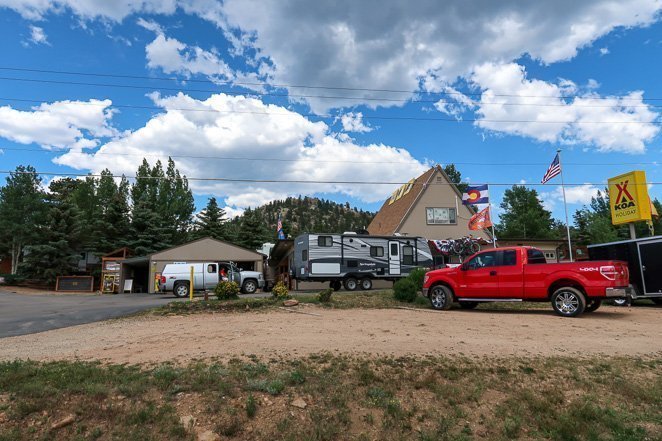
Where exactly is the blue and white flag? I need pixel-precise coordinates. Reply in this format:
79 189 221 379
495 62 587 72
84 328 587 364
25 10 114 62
277 213 286 240
462 185 489 205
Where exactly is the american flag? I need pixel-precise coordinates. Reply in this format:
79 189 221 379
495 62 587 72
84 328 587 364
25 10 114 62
541 153 561 184
277 213 285 240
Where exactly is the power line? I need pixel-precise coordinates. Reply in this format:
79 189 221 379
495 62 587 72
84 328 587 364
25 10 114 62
2 65 662 104
1 96 660 125
0 146 659 167
0 169 657 187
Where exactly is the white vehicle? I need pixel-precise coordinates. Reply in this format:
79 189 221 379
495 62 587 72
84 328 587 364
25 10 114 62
159 261 264 297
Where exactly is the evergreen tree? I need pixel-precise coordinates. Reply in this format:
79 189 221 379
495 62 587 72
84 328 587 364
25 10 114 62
193 197 227 240
237 208 270 250
19 198 82 284
497 185 557 239
443 164 469 194
0 165 46 273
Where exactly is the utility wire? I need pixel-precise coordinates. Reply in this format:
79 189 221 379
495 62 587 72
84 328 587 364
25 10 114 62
2 65 661 103
1 96 659 125
0 170 657 187
0 146 659 167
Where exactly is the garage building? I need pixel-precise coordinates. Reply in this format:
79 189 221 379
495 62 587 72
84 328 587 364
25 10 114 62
120 237 265 294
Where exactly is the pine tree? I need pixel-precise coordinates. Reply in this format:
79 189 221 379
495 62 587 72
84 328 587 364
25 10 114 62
193 197 227 241
19 198 82 284
238 208 270 250
0 165 46 273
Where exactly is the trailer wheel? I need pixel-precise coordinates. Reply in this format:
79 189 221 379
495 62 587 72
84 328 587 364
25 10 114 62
359 278 373 291
584 299 602 313
173 282 189 298
343 277 358 291
330 280 342 291
551 287 586 317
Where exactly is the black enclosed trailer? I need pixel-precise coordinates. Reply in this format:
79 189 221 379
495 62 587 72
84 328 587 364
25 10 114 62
587 236 662 303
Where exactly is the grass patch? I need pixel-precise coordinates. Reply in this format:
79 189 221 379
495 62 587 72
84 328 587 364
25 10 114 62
1 356 659 440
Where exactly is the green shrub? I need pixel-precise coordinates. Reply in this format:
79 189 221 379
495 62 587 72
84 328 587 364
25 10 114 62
0 274 25 285
317 288 333 303
393 278 417 303
215 281 240 300
246 394 257 418
272 281 289 299
408 268 427 291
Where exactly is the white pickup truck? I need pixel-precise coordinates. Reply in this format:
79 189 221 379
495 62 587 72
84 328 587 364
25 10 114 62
159 261 265 297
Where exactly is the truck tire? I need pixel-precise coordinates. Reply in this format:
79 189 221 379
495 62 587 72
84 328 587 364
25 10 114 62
584 299 602 313
429 285 453 310
359 278 373 291
330 280 342 291
551 287 586 317
343 277 358 291
612 298 629 306
173 282 189 298
459 301 478 310
242 279 258 294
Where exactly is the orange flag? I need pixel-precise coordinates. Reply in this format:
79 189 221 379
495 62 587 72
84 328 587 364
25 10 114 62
468 207 493 231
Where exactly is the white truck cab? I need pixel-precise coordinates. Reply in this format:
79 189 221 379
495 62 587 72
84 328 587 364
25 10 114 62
159 261 264 297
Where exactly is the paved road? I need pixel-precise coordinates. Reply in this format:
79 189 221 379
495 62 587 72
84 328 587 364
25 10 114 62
0 291 181 338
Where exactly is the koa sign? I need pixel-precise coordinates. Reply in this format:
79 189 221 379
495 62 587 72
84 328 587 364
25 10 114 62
608 170 652 225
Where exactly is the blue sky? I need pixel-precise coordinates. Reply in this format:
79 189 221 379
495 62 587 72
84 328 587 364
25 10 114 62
0 0 660 223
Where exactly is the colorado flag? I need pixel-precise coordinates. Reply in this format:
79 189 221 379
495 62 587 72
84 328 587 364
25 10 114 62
462 184 489 205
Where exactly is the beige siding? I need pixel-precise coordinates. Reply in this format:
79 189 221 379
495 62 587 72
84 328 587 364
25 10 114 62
397 170 490 240
152 238 263 261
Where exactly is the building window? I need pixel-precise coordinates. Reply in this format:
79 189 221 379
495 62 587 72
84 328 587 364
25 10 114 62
302 250 308 261
402 246 414 265
370 246 384 257
425 207 457 225
544 252 556 260
318 236 333 247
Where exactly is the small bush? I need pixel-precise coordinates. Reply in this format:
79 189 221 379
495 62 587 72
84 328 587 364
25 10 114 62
0 274 25 285
246 394 257 418
215 281 240 300
317 288 333 303
393 278 417 303
408 268 427 291
272 281 289 299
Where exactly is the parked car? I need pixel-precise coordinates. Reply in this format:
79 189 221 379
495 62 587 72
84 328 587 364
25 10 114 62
422 247 633 317
159 261 265 297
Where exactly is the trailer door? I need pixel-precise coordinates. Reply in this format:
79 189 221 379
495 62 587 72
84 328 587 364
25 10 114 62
638 240 662 294
388 241 401 275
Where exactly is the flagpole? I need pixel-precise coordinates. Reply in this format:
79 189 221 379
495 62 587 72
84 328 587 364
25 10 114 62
488 201 497 248
557 149 573 262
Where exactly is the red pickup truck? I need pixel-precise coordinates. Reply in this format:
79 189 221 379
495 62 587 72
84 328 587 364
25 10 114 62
422 247 634 317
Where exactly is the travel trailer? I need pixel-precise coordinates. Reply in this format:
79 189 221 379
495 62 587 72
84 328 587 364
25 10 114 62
292 233 433 290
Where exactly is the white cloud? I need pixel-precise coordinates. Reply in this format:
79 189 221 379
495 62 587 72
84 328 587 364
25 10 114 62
0 0 179 21
540 184 601 210
339 112 373 133
599 47 610 55
463 62 660 153
52 92 428 208
27 25 49 45
0 99 117 148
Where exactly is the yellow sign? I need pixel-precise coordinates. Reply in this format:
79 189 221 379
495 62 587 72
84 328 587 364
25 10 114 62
388 179 415 205
608 170 652 225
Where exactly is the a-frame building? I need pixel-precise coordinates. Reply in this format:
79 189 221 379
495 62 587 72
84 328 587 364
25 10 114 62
367 165 491 242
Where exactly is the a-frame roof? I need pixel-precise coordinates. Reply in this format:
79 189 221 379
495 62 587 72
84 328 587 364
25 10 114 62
368 165 441 235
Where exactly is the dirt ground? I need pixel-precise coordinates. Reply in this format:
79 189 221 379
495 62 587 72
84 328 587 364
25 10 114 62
1 305 660 364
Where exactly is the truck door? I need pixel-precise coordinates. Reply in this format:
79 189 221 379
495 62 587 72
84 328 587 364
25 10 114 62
638 240 662 294
459 250 498 298
496 249 523 298
205 263 219 289
388 241 401 275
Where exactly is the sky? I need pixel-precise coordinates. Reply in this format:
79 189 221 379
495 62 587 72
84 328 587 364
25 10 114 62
0 0 661 223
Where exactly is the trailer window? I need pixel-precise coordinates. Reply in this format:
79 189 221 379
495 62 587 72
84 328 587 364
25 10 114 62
370 246 384 257
402 246 414 265
302 249 308 261
318 236 333 247
527 249 547 264
207 264 217 273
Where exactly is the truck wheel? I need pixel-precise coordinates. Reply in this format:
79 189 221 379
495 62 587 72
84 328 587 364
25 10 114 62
242 279 258 294
612 298 629 306
330 280 342 291
551 287 586 317
343 277 358 291
173 282 189 298
359 278 373 290
429 285 453 310
459 301 478 310
584 299 602 313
